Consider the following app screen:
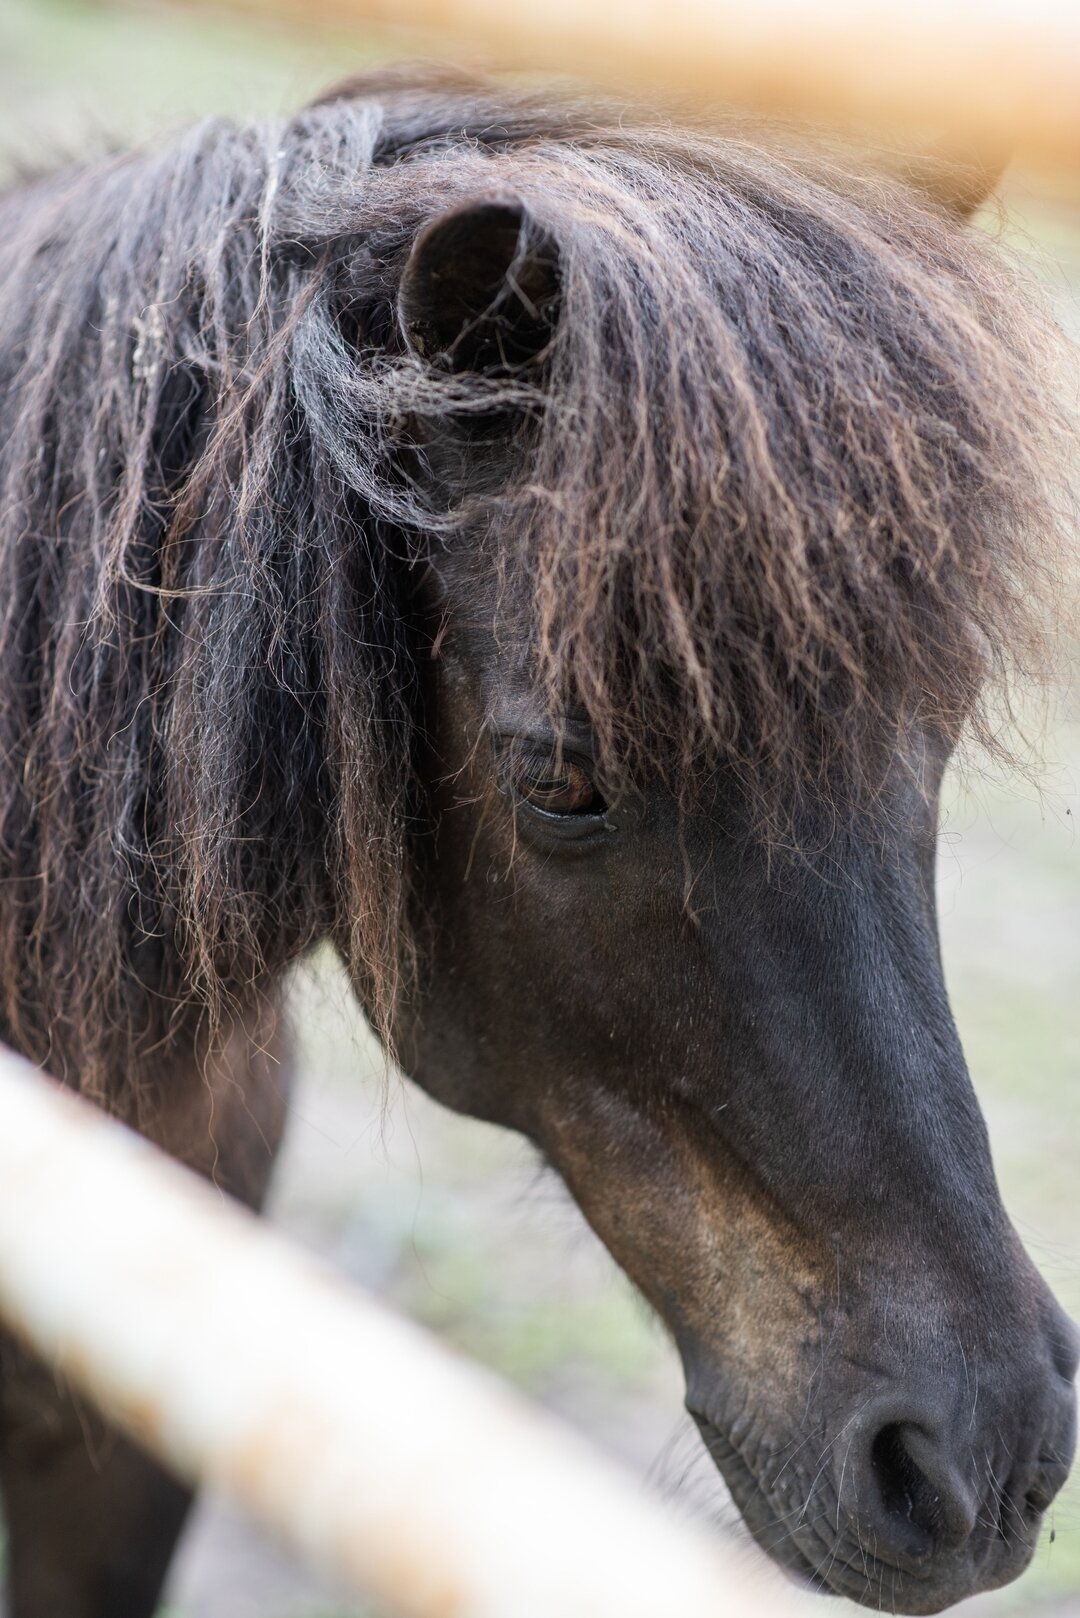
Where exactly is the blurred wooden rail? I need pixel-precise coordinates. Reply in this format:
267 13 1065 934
0 1046 803 1618
215 0 1080 175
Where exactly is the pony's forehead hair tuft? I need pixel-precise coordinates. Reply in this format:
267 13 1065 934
322 74 1075 819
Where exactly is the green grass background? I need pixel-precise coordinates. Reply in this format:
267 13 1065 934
0 4 1078 1614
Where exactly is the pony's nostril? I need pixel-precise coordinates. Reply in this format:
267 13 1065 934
871 1425 933 1544
870 1422 977 1555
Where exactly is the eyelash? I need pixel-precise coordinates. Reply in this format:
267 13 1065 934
508 749 609 819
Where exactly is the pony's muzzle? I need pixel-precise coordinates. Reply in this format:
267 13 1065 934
827 1311 1079 1609
689 1297 1078 1613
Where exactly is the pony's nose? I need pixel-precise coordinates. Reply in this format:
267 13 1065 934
866 1419 979 1558
835 1394 981 1571
840 1381 1075 1574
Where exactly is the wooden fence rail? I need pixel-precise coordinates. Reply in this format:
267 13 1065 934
0 1046 805 1618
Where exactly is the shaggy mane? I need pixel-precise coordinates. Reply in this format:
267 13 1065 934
0 68 1074 1092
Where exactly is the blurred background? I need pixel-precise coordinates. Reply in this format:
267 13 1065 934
0 2 1077 1615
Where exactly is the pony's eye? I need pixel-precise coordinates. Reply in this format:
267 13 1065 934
511 753 608 818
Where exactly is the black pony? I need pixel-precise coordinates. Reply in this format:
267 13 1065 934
0 66 1076 1617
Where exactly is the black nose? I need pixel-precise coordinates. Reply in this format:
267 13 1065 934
869 1420 978 1557
839 1382 1076 1575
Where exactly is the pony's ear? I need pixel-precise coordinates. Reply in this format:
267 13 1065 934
898 143 1009 221
397 195 561 372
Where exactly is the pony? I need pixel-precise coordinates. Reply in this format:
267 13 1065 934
0 64 1076 1617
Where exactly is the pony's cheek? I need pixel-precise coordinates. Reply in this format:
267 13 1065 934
535 1086 826 1394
